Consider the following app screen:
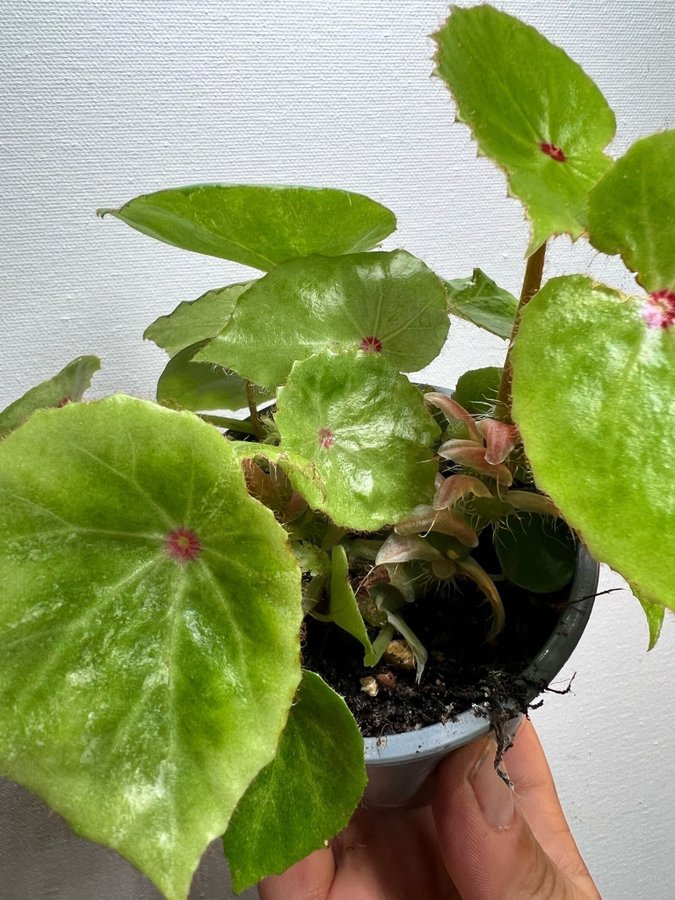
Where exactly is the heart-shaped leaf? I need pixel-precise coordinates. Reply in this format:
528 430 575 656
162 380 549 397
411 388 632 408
588 130 675 293
156 341 272 412
145 283 253 357
0 396 302 900
0 356 100 440
223 671 366 892
196 250 449 390
274 352 440 530
433 5 615 254
511 274 675 614
99 185 396 271
445 269 517 339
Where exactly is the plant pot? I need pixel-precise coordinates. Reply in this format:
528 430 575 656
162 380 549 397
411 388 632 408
362 545 599 809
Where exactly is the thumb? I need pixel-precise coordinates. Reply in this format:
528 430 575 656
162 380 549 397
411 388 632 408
432 730 593 900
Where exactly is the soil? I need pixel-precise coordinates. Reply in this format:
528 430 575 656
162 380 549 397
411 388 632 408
301 532 570 744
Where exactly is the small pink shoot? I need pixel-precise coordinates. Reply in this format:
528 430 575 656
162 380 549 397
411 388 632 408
476 418 519 465
434 474 493 510
425 392 483 442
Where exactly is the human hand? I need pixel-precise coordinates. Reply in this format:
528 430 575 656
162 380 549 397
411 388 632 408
258 720 599 899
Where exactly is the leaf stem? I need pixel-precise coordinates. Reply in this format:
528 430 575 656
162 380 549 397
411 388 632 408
496 241 547 422
245 381 265 440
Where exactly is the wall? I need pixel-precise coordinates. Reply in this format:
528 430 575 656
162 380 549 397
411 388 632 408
1 1 673 897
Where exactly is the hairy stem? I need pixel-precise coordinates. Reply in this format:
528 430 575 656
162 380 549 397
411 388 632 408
245 381 265 440
496 241 547 422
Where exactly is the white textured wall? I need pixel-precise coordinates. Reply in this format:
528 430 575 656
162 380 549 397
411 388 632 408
1 1 674 898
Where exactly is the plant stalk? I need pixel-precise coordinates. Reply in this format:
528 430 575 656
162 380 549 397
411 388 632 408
245 381 265 440
496 240 547 422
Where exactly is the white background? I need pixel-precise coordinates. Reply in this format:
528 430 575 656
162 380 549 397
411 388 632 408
1 1 674 897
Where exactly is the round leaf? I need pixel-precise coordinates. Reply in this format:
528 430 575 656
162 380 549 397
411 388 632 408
275 352 440 530
197 250 449 390
433 5 615 254
156 341 272 412
512 274 675 612
0 396 302 900
145 282 253 357
588 131 675 292
453 366 502 415
99 184 397 271
495 514 576 594
0 356 100 441
223 671 366 892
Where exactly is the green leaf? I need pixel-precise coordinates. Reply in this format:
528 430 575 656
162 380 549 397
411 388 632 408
145 283 253 357
445 269 517 339
197 250 449 391
495 514 576 594
0 356 100 441
511 274 675 612
275 351 440 530
453 367 502 415
99 185 397 271
223 671 366 892
433 5 615 254
638 596 666 651
321 545 376 665
588 131 675 292
156 341 272 412
0 396 302 900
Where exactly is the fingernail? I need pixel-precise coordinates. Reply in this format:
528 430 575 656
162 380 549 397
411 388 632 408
469 738 515 830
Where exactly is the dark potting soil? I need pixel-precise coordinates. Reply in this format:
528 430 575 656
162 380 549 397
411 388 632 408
301 543 568 740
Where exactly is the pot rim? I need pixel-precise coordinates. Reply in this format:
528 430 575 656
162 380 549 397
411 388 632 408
363 544 598 766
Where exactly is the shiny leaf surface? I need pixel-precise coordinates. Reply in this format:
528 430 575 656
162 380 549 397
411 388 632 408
99 185 396 270
197 250 449 390
445 269 517 339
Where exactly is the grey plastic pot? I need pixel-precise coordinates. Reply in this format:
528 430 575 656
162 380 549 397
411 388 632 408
362 545 599 809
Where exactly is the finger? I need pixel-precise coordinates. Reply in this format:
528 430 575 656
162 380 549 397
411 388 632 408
432 734 599 900
258 846 335 900
505 720 595 885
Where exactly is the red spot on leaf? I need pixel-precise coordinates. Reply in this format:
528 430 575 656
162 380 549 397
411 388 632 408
643 290 675 329
318 427 335 449
166 527 201 563
359 336 383 353
540 142 566 163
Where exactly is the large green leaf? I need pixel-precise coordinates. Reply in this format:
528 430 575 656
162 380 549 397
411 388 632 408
0 396 302 900
197 250 449 390
156 341 272 412
223 671 366 892
588 131 675 293
274 351 440 530
445 269 517 339
145 283 253 357
433 5 615 254
511 275 675 614
98 185 396 271
0 356 100 440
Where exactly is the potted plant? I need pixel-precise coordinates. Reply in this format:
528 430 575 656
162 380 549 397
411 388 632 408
0 4 672 898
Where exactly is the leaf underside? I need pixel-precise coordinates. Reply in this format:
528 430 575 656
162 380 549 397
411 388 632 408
0 356 100 440
275 352 440 530
0 396 302 900
445 269 517 339
512 275 675 619
433 5 615 254
495 514 576 594
223 671 366 892
99 184 397 271
197 250 449 391
588 130 675 293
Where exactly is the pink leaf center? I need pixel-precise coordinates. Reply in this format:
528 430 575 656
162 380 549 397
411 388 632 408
166 527 202 563
359 336 382 353
318 427 335 449
643 290 675 329
540 142 566 163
